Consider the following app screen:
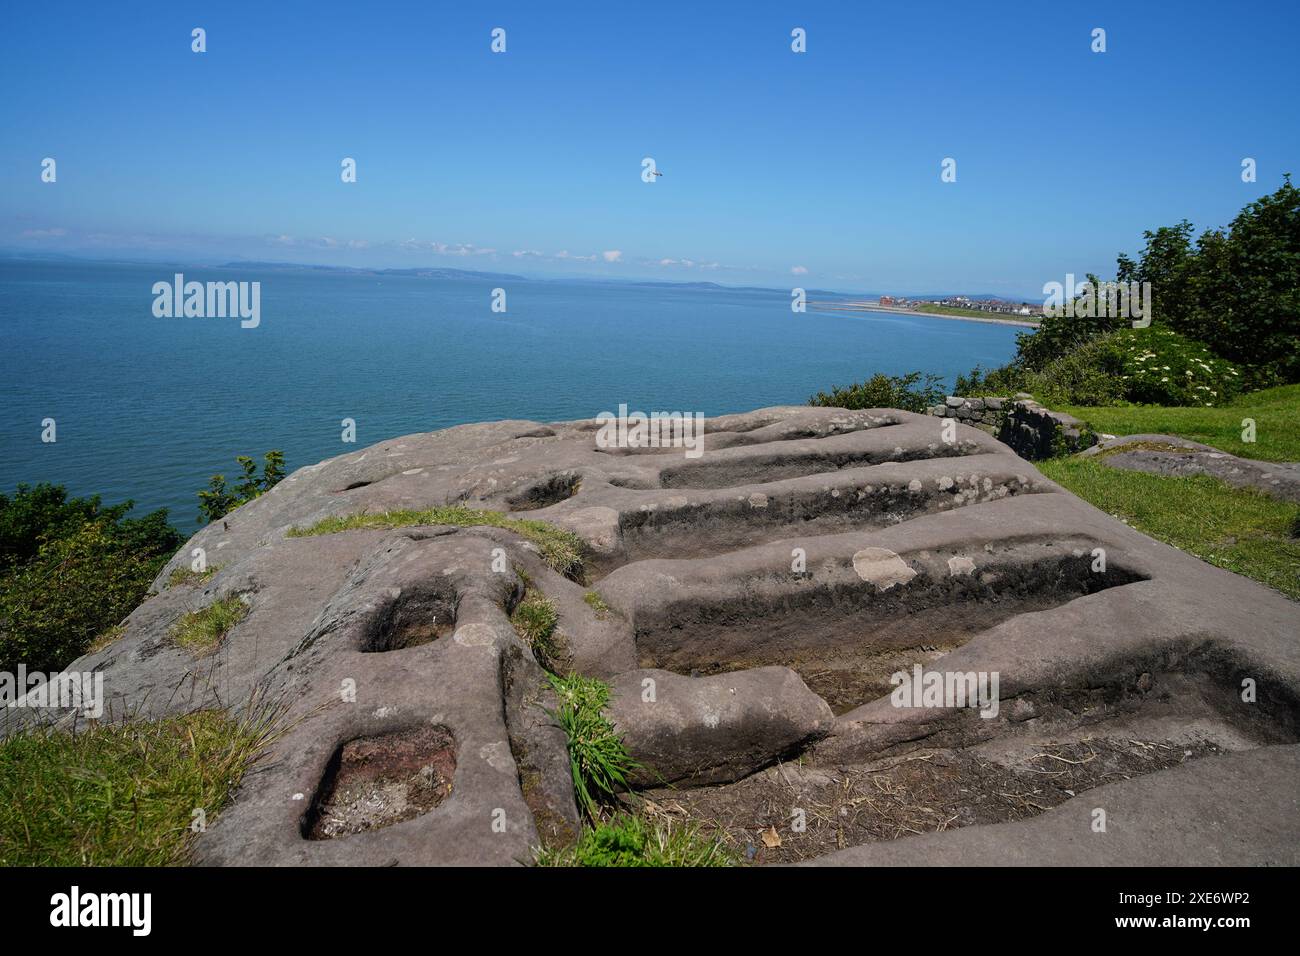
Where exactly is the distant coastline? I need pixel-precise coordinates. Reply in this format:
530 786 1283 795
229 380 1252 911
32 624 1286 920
810 300 1041 329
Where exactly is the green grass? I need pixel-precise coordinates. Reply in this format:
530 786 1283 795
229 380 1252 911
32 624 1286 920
287 506 585 578
546 672 641 819
1039 457 1300 600
170 595 249 656
1058 383 1300 463
583 590 610 616
166 565 217 588
511 590 559 658
535 812 735 867
0 709 277 865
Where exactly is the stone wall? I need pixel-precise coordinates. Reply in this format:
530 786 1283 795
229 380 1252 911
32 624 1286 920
926 395 1097 460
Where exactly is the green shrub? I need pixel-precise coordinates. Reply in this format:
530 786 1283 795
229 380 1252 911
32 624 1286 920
1029 336 1129 407
1107 328 1243 406
198 450 286 524
0 520 177 673
535 813 734 867
809 370 946 412
546 672 640 819
0 483 181 572
953 364 1029 397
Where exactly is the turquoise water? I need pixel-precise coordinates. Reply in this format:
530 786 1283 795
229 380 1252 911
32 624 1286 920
0 259 1020 529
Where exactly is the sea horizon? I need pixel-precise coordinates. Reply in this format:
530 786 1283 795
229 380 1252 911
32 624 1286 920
0 257 1020 528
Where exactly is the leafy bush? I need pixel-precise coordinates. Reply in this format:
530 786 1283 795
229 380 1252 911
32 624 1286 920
1120 177 1300 383
809 371 946 412
1029 337 1129 407
957 177 1300 397
0 489 183 673
1106 328 1243 406
198 450 286 524
535 813 734 867
546 672 640 819
954 364 1030 397
0 483 180 571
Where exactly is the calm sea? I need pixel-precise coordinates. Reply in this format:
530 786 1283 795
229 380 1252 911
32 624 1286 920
0 259 1020 529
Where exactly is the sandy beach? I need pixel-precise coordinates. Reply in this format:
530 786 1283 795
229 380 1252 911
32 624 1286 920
811 300 1041 328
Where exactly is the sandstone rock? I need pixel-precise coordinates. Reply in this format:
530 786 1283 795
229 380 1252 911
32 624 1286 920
607 667 833 786
7 403 1296 866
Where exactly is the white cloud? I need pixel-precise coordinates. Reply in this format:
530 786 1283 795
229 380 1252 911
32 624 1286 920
602 250 622 262
791 265 808 275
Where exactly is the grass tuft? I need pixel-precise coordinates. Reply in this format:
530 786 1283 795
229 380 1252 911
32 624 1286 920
546 672 640 819
170 595 249 656
511 590 559 659
583 590 610 616
287 506 585 578
0 709 278 866
535 812 734 867
167 565 218 588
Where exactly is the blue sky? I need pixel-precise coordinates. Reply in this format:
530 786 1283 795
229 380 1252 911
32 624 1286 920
2 0 1296 297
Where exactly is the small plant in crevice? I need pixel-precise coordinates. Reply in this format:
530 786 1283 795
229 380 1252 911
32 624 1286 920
510 589 559 663
170 595 249 656
583 589 611 618
167 565 218 588
534 812 735 867
545 672 640 820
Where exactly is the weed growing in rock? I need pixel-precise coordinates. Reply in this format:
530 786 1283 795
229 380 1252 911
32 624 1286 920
546 672 639 819
511 590 559 659
171 595 249 655
288 506 584 578
583 590 610 617
167 565 217 588
534 812 734 867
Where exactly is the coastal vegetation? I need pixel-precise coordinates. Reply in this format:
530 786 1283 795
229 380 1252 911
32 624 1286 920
197 450 285 524
546 671 640 820
809 370 946 413
956 177 1299 404
0 484 182 674
170 595 250 656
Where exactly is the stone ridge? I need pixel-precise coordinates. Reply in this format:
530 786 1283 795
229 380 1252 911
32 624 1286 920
9 405 1298 865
